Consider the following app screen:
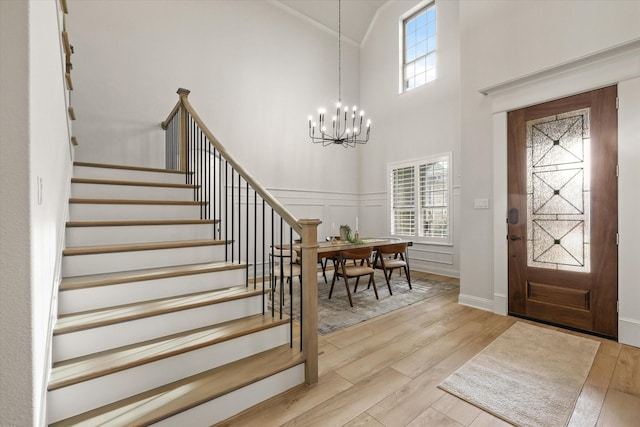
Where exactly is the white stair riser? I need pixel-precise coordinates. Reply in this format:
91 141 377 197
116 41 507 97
58 269 246 314
69 203 204 221
66 223 216 247
53 296 264 362
62 244 225 277
74 165 187 184
71 182 195 201
47 325 291 424
155 364 305 427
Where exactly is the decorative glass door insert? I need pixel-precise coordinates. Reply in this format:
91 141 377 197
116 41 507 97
526 108 591 272
509 86 618 338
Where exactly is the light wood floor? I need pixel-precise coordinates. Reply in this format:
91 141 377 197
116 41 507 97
218 272 640 427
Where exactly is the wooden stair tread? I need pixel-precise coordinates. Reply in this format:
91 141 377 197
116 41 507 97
54 286 266 335
73 161 190 175
50 342 304 426
71 177 199 189
63 239 227 256
50 310 283 391
56 160 304 424
66 219 218 227
60 261 245 291
69 198 206 205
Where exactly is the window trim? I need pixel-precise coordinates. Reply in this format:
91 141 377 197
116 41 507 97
399 0 437 94
388 152 453 245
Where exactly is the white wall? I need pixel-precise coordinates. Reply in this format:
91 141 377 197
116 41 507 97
459 0 640 345
29 0 75 424
69 0 371 240
1 0 73 424
0 1 33 424
69 0 362 196
359 0 461 277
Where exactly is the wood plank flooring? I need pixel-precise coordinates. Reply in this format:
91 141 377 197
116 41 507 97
218 272 640 427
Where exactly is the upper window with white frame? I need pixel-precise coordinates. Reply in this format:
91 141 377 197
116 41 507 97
402 3 436 92
389 153 451 244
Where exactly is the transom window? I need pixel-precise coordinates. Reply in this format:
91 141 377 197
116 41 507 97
389 153 451 244
402 3 436 92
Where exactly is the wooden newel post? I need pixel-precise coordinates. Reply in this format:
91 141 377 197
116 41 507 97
299 218 321 385
177 88 190 172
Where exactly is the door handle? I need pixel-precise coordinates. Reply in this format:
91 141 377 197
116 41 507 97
509 235 522 241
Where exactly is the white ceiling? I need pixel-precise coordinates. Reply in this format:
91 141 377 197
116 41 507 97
276 0 388 44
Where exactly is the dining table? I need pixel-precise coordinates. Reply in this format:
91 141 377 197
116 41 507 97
283 237 413 283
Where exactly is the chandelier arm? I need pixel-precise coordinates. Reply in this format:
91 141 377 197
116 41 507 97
311 135 333 146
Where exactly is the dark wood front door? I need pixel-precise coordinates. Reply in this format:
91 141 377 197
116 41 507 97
507 86 618 338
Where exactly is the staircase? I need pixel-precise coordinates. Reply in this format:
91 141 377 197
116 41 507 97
47 161 306 426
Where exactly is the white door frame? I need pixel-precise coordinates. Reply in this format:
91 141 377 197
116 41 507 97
484 38 640 346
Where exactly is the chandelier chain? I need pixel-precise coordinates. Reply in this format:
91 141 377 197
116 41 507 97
338 0 341 104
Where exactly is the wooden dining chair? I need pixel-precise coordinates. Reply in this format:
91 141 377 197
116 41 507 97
269 247 301 302
320 236 343 283
329 246 378 307
373 242 411 295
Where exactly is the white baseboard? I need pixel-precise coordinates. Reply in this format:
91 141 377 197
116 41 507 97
619 317 640 348
493 293 508 316
412 264 459 279
458 293 494 312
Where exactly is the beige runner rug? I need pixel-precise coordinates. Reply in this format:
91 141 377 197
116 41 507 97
439 321 599 427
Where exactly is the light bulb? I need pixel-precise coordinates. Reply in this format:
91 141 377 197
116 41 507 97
321 126 326 132
336 102 341 108
353 106 357 111
367 119 371 126
332 116 337 122
346 128 351 134
360 110 365 116
312 122 317 128
354 127 359 133
344 106 349 112
308 115 313 121
318 108 325 114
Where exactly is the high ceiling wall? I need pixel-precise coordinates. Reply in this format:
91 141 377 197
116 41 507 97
359 0 461 276
69 0 362 195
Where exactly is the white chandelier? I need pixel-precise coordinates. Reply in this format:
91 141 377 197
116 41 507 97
308 0 371 148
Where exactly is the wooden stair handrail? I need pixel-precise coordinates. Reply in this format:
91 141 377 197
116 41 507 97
162 88 302 235
161 88 319 386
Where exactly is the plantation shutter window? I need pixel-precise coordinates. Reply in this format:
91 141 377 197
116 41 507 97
391 166 416 236
389 153 451 244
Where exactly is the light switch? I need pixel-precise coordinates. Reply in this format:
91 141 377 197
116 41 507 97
474 198 489 209
37 176 43 205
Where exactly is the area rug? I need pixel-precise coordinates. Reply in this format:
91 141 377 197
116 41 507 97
277 272 457 335
438 321 600 427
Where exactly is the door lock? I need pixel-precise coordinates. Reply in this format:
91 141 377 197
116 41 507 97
508 208 519 224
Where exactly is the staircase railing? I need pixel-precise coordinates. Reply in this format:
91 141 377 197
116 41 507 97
162 88 319 385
